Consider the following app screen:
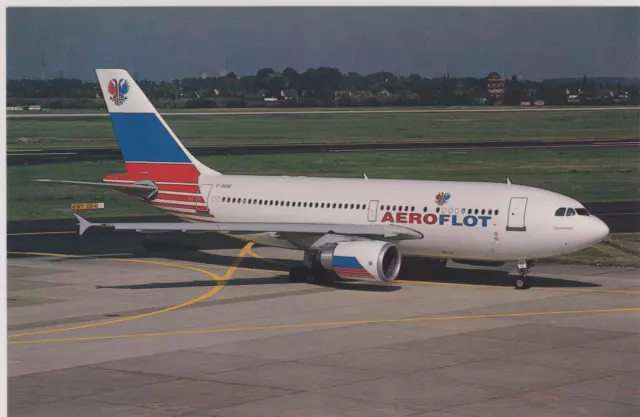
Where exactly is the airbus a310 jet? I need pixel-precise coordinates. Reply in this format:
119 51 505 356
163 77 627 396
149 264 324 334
42 69 610 289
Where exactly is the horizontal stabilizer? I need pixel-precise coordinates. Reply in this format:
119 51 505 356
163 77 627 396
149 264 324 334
72 214 423 240
38 179 158 200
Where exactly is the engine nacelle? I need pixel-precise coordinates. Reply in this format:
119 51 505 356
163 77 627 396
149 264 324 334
317 240 402 282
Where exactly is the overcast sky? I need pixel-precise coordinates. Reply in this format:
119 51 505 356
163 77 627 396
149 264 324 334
7 7 639 81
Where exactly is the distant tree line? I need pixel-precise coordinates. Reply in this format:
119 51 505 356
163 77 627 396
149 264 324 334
7 68 639 109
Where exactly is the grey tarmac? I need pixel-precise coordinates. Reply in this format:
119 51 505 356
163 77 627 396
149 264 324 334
7 246 640 417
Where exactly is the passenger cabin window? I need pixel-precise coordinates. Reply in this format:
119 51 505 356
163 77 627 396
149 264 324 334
566 208 576 216
555 208 566 216
576 208 590 216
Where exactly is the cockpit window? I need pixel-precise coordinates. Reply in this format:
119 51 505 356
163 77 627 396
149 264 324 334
575 208 590 216
566 208 576 216
555 208 566 216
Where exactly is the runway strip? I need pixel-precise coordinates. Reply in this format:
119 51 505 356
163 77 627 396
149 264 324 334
7 137 639 165
8 105 640 118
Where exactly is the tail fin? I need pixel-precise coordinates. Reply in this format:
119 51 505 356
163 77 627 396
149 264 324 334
95 69 220 177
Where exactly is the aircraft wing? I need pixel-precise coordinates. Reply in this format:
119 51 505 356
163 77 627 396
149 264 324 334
73 214 423 240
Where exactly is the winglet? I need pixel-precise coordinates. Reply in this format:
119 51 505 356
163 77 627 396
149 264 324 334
73 214 93 236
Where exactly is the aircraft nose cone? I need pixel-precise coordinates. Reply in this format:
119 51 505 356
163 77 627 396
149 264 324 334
593 217 610 242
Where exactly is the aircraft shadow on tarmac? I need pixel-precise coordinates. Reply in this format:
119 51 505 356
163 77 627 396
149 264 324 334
96 277 402 293
92 249 599 291
400 266 601 288
95 249 403 292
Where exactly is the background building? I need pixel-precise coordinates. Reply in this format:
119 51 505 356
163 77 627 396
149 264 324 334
487 72 505 105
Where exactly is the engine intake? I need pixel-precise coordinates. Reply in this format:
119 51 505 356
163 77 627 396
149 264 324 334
318 240 402 282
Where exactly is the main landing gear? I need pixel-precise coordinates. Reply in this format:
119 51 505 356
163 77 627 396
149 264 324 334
288 266 333 284
288 251 334 285
515 259 536 290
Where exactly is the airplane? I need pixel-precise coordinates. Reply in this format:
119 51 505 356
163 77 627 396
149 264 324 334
41 69 610 290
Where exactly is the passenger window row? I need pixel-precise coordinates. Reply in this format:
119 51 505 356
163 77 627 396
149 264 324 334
436 207 499 216
380 205 416 212
218 196 368 210
380 204 499 216
555 207 590 217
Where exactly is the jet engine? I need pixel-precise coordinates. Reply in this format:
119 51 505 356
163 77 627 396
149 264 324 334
316 240 402 282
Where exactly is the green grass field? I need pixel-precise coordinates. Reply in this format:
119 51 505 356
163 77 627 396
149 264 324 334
8 147 638 221
7 109 638 149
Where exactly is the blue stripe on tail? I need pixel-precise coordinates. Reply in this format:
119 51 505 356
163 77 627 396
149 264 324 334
110 113 190 163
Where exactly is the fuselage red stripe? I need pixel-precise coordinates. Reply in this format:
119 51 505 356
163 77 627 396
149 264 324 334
157 193 205 203
151 201 198 210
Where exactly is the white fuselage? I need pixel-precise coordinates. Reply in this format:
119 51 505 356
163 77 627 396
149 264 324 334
160 174 609 261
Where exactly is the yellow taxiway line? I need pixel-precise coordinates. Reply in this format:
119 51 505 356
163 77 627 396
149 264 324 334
9 245 640 345
9 307 640 345
7 242 253 338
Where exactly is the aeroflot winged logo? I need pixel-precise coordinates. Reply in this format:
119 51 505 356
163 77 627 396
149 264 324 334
435 192 451 206
108 78 129 106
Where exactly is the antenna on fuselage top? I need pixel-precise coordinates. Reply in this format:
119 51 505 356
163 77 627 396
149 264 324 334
363 173 369 180
506 177 512 185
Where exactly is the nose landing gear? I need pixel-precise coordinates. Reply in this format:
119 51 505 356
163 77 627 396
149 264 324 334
515 259 536 289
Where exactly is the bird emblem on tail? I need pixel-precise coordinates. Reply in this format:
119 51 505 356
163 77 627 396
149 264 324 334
107 78 129 106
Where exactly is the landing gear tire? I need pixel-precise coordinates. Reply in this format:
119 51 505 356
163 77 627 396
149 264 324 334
514 275 531 290
306 268 334 285
288 266 307 282
289 266 333 285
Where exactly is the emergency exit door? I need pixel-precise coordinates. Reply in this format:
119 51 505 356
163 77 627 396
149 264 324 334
507 197 528 231
368 200 379 222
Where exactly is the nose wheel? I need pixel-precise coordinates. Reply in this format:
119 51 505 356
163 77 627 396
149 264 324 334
514 275 531 290
515 259 535 290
